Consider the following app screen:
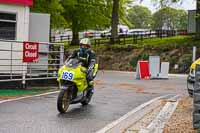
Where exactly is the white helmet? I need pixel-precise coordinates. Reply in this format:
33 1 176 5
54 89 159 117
80 38 91 47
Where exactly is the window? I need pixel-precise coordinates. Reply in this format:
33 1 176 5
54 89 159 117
0 12 16 40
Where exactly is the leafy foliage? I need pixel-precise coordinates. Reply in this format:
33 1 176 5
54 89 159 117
61 0 112 44
31 0 67 28
119 0 133 27
152 7 187 30
154 0 200 39
62 0 111 32
175 9 188 30
128 5 152 28
151 0 181 7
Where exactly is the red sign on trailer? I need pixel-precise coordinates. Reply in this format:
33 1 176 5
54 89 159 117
0 0 33 6
23 42 39 63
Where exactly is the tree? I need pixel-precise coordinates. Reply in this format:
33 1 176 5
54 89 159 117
32 0 112 44
31 0 67 28
152 7 176 30
111 0 119 43
196 0 200 39
119 0 133 27
175 9 187 30
61 0 111 45
127 5 152 29
154 0 200 39
152 7 187 30
111 0 132 43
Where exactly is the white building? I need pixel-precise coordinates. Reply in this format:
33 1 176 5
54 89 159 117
0 0 50 76
0 0 31 41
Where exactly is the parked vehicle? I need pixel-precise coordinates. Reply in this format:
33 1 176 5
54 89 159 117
85 31 94 38
118 25 129 33
187 58 200 97
100 29 111 38
84 30 101 38
100 25 129 38
127 29 149 37
57 58 98 113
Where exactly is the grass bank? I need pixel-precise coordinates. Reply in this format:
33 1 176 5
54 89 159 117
65 35 200 73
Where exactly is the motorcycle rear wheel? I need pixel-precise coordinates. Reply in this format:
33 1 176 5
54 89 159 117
57 90 70 113
187 81 194 97
81 89 93 106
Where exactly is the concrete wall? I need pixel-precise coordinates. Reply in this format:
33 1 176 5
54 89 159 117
29 13 50 43
29 13 51 72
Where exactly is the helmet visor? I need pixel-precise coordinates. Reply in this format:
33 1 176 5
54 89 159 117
80 44 90 48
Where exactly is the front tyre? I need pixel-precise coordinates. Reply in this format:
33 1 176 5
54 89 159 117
57 90 70 113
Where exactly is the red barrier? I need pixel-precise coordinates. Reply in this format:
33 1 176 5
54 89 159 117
136 61 150 80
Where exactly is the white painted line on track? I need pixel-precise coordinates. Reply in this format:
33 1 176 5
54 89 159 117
168 74 187 78
96 94 173 133
0 91 59 104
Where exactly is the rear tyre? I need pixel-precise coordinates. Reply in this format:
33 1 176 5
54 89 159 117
187 81 194 97
187 75 195 97
57 90 70 113
188 89 193 97
81 89 93 106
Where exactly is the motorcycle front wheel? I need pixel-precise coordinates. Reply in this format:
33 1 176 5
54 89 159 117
57 90 70 113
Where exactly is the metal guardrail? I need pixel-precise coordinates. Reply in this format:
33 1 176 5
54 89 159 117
0 39 64 86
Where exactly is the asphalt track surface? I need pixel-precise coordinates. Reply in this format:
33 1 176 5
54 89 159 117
0 71 187 133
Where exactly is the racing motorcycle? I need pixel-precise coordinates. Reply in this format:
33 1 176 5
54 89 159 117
57 58 98 113
187 58 200 97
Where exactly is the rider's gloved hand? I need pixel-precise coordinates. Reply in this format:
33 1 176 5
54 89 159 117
87 68 94 81
87 60 96 81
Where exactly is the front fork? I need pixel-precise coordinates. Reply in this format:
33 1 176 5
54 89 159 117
59 83 76 100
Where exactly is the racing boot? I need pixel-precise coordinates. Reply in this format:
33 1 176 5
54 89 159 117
87 80 94 97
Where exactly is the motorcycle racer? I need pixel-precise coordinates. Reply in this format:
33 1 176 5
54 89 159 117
68 38 97 87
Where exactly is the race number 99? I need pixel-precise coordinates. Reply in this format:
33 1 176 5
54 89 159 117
62 71 74 81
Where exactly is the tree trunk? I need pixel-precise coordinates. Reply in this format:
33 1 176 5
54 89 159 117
71 31 79 45
71 18 79 45
196 0 200 39
111 0 119 44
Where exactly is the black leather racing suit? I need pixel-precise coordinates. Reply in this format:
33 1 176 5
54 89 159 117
68 49 96 84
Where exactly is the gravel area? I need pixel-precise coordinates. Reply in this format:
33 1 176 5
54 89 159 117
124 97 198 133
164 96 198 133
124 100 167 133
